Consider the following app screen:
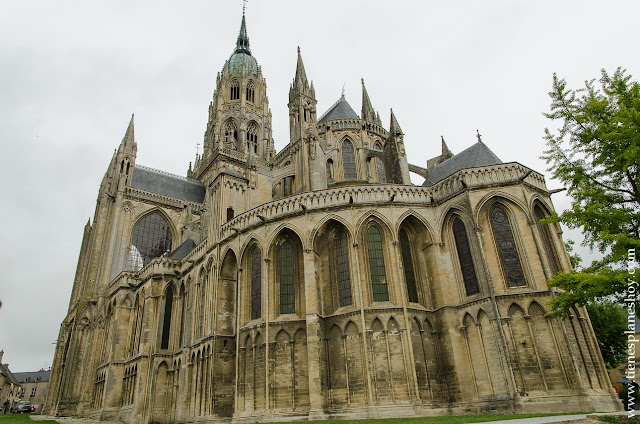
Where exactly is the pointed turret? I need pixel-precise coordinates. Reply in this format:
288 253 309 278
235 9 251 55
361 79 376 123
294 46 308 86
118 114 136 155
390 109 403 136
441 136 453 159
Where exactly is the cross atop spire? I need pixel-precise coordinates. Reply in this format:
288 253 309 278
476 129 483 143
235 5 251 55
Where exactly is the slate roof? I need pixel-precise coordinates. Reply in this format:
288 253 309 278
422 142 503 186
169 239 196 260
318 95 360 123
13 370 50 383
130 165 205 203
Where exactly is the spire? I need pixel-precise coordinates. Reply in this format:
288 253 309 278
118 114 136 154
389 109 403 135
361 78 376 123
235 7 251 55
294 46 307 85
441 136 453 156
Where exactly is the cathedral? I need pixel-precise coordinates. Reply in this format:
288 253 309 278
44 10 620 423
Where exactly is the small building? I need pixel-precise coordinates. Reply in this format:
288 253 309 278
0 350 21 413
13 370 51 413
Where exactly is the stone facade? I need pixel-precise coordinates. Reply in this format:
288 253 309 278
44 10 621 423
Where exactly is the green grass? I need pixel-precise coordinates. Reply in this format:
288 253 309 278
268 412 582 424
0 414 56 424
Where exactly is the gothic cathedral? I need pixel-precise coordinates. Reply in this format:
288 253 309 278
45 10 620 423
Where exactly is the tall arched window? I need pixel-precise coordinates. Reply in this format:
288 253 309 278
342 140 357 179
160 286 173 350
453 217 479 296
246 80 255 103
224 121 238 148
198 273 206 338
534 205 560 276
178 284 186 347
247 124 259 154
326 159 334 182
374 143 386 182
333 227 352 307
127 212 172 271
279 240 295 314
366 225 389 302
251 247 262 320
399 229 419 303
491 205 527 287
230 79 240 100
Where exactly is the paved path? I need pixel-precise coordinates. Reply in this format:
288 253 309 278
464 412 628 424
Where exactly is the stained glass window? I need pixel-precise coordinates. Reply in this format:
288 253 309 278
128 212 172 271
251 247 261 320
534 206 560 276
160 286 173 350
279 240 295 314
342 140 357 179
453 217 479 296
334 228 352 307
399 229 419 303
367 226 389 302
376 157 386 182
491 205 527 287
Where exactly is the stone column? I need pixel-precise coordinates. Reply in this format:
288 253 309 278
302 249 324 416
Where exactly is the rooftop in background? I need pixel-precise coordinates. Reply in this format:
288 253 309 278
423 141 503 186
13 370 50 383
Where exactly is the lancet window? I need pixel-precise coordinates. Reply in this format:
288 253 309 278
374 143 386 182
279 240 295 314
246 80 255 103
198 272 206 338
342 140 357 179
399 229 419 303
160 286 173 350
224 121 238 148
230 79 240 100
247 124 259 154
366 225 389 302
452 217 480 296
490 205 527 287
250 247 262 320
534 205 560 276
333 227 352 307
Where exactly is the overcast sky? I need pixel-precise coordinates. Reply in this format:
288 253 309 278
1 0 638 372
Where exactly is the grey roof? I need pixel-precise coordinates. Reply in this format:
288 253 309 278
423 142 503 186
0 364 18 385
130 165 205 203
318 95 360 123
13 370 50 383
169 239 196 260
219 167 247 180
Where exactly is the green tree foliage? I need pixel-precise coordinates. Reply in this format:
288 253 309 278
542 68 640 314
586 300 628 368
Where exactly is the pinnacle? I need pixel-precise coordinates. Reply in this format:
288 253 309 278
361 78 375 123
235 10 251 55
294 47 307 85
389 109 403 135
120 114 135 151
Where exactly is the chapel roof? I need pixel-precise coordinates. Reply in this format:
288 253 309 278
422 141 503 186
318 94 360 123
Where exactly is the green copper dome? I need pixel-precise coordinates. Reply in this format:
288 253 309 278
227 11 258 76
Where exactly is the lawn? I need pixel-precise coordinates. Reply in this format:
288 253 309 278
0 415 58 424
271 413 582 424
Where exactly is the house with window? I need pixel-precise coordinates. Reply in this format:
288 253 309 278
45 9 621 424
13 370 50 413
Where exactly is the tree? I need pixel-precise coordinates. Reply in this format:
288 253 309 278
542 68 640 314
585 300 627 368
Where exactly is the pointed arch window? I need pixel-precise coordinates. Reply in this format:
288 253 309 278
342 140 357 179
326 159 334 182
247 124 259 154
127 212 172 271
399 229 419 303
246 80 255 103
279 240 295 314
198 273 206 338
178 284 186 347
534 205 560 276
160 286 173 350
333 227 352 307
453 217 480 296
374 143 386 182
491 205 527 287
366 225 389 302
230 79 240 100
224 121 238 148
250 247 262 320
